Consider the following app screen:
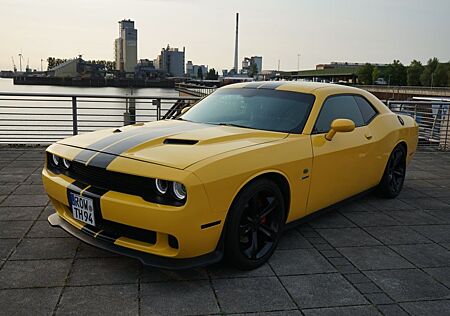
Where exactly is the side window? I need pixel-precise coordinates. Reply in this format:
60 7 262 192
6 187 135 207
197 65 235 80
354 95 378 124
314 95 365 133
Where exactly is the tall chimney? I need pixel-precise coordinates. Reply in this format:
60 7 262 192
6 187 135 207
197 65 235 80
234 13 239 73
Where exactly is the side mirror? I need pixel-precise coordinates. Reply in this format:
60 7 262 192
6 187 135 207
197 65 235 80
325 119 355 141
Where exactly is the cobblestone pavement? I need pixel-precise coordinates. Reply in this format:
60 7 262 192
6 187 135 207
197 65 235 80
0 147 449 315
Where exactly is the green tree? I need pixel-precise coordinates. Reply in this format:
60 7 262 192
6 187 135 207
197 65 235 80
407 60 424 86
433 62 449 87
372 67 380 83
386 60 407 86
205 68 218 80
420 57 439 86
357 63 374 85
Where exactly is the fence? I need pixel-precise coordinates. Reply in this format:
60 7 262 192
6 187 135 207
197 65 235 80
0 92 200 144
175 83 216 97
387 100 449 151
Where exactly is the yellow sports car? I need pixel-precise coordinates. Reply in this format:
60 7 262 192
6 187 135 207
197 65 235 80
44 82 418 270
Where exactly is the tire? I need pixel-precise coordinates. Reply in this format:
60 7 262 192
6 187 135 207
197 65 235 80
225 178 285 270
378 144 406 198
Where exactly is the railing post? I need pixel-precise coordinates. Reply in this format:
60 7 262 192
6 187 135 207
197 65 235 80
72 96 78 135
153 98 161 120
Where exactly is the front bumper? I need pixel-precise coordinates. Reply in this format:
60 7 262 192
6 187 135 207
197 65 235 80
42 151 227 266
48 213 223 269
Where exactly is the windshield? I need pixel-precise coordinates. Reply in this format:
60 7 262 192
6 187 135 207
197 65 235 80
180 88 315 133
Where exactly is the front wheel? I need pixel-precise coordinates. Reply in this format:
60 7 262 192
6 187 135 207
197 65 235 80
225 178 285 270
378 144 406 198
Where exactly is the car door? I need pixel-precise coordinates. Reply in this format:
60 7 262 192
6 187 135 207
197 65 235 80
306 95 374 214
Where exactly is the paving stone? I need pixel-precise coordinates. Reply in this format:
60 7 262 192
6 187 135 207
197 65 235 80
364 293 394 304
0 259 72 289
302 305 381 316
440 242 450 250
56 284 138 316
213 277 294 313
364 226 432 245
207 263 273 279
75 242 120 258
338 246 414 270
388 210 443 225
335 265 360 274
328 257 351 266
400 300 450 316
0 206 42 221
68 257 140 286
0 287 61 316
366 269 450 301
26 220 70 238
141 280 219 315
406 198 450 210
425 210 450 223
344 273 371 284
320 249 342 258
237 311 302 316
1 194 48 207
376 304 409 316
281 273 367 308
0 238 18 259
0 184 17 195
368 199 413 211
411 225 450 243
142 267 208 282
0 221 33 238
0 174 29 183
12 184 46 195
316 228 381 247
338 201 375 213
390 243 450 268
353 282 382 294
11 238 79 260
270 249 336 275
424 267 450 288
38 205 56 220
314 243 334 250
308 212 356 228
0 167 37 175
344 212 400 227
278 229 313 249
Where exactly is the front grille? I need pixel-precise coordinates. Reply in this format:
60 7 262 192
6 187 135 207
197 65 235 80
69 161 152 198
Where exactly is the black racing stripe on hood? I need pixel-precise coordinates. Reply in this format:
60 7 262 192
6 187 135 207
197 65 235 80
74 127 148 163
86 123 208 169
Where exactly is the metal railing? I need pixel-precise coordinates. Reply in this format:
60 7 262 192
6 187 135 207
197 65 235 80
175 83 216 97
0 92 200 144
387 100 450 151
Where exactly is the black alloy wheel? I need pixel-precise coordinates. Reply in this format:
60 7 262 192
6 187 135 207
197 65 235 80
225 178 285 270
378 145 406 198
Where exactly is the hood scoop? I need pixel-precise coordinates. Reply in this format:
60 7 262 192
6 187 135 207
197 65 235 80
163 138 198 145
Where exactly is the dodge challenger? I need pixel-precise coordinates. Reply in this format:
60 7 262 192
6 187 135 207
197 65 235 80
43 82 418 270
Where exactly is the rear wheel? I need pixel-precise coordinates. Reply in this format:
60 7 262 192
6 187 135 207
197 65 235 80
378 144 406 198
225 178 285 270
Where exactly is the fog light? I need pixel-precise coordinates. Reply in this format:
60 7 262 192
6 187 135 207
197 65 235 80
172 182 186 200
155 179 168 194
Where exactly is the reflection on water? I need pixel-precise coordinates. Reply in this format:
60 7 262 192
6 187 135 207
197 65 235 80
0 78 180 143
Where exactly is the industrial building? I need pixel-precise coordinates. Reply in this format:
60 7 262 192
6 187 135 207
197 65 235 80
49 56 104 78
155 45 185 77
114 19 138 73
241 56 263 76
186 61 208 79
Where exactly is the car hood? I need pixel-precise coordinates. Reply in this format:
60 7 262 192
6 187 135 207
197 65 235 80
59 120 287 169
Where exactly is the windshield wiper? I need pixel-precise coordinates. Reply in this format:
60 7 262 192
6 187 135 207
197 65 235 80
217 122 251 129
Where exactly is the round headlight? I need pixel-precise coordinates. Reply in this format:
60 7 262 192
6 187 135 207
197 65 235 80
51 154 60 166
62 158 71 169
172 182 187 200
155 179 168 194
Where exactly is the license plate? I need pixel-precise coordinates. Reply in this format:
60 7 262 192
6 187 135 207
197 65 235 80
70 192 95 226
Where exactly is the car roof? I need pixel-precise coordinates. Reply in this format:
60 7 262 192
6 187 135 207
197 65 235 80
223 81 364 95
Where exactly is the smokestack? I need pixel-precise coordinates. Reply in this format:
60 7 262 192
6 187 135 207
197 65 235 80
234 13 239 73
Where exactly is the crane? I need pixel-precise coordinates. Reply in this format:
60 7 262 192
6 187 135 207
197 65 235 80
18 53 23 72
11 57 17 72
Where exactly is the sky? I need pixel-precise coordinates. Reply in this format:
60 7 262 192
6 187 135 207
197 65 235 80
0 0 449 72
